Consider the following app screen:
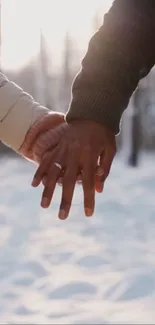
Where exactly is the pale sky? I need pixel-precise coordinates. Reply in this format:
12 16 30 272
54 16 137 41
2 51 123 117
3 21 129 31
1 0 112 71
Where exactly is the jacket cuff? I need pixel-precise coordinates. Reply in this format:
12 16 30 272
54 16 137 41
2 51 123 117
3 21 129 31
66 88 127 134
0 76 49 151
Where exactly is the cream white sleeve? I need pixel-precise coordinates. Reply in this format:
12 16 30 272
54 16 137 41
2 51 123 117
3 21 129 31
0 73 49 151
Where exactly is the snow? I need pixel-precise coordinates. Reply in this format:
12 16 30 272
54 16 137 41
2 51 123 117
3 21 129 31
0 154 155 324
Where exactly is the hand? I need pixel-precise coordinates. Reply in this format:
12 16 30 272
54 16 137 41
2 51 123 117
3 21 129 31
20 112 65 163
32 120 116 219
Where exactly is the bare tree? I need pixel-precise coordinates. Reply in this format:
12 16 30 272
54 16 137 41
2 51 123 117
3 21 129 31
59 31 74 113
128 88 141 167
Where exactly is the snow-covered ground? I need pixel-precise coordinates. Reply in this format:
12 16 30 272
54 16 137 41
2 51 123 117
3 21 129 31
0 154 155 324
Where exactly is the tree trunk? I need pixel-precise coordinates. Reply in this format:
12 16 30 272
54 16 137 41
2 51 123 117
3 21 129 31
128 89 141 167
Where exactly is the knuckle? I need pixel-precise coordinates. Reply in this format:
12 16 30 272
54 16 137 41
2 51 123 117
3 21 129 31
45 181 54 191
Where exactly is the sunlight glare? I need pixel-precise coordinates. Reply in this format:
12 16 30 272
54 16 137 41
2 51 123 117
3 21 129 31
1 0 112 71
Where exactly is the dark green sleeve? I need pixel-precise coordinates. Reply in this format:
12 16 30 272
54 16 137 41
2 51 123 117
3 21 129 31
66 0 155 134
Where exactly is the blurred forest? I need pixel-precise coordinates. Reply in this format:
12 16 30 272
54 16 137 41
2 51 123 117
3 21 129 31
1 4 155 162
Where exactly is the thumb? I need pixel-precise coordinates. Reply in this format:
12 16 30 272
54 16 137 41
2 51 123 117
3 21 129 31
37 112 65 133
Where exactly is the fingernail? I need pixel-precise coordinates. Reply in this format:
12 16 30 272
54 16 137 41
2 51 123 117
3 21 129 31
59 209 67 220
41 198 49 208
98 183 104 193
31 178 38 187
85 208 93 217
96 167 104 176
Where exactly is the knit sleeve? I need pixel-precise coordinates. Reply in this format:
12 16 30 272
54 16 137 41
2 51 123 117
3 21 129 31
66 0 155 134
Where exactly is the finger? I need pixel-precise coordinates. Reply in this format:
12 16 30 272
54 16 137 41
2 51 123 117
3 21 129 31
58 157 78 220
82 151 97 217
95 172 105 193
101 148 115 179
57 177 63 186
95 152 105 193
42 173 64 187
32 151 52 187
96 160 105 176
42 175 47 186
96 148 115 193
77 174 82 184
57 170 65 186
41 145 66 208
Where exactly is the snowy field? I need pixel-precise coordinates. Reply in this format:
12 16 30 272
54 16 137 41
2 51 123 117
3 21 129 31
0 154 155 324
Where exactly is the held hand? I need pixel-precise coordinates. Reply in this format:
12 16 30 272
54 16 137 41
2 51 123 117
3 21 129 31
22 112 65 163
32 120 116 219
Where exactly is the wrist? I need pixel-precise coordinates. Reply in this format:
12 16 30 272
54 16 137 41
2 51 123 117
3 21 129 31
67 119 115 137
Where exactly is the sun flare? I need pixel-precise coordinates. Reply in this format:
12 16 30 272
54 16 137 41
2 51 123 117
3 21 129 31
1 0 112 71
